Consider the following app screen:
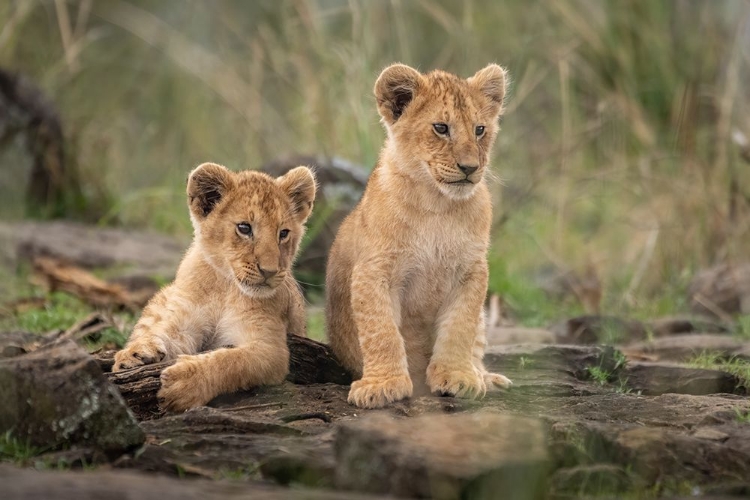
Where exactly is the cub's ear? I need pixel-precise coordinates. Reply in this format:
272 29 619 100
277 166 316 223
469 63 508 110
374 63 424 125
187 163 233 218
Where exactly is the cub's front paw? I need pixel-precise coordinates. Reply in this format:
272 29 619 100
113 338 166 371
427 362 486 399
348 374 413 409
159 355 212 412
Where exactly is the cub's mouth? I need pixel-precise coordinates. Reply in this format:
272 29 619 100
237 278 280 298
446 179 475 185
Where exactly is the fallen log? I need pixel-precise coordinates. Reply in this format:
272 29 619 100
101 334 352 420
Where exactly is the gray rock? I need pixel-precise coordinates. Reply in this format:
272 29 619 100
623 361 741 396
0 464 388 500
624 334 750 362
0 340 144 454
334 412 549 499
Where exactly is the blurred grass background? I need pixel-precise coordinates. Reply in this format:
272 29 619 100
2 0 750 326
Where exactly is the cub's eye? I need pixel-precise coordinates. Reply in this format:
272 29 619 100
475 126 485 136
433 123 449 135
279 229 290 240
237 223 252 235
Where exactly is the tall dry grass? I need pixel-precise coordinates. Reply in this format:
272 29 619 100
1 0 749 319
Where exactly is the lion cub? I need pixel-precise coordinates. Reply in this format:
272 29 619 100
326 63 512 408
113 163 316 412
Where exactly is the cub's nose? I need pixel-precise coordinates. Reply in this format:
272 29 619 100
258 265 279 280
457 164 478 176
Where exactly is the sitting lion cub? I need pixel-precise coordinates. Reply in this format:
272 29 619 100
326 63 512 408
113 163 316 412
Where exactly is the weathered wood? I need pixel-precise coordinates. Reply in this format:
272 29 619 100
102 334 352 420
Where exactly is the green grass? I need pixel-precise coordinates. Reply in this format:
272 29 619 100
735 407 750 424
587 366 611 386
736 315 750 340
0 290 132 350
216 463 261 481
306 307 326 342
0 431 42 465
1 2 750 334
4 292 91 333
688 352 750 390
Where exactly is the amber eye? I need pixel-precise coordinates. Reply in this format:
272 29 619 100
237 223 252 235
475 126 485 136
433 123 449 135
279 229 290 240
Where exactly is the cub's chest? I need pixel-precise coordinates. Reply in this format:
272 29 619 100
397 219 486 282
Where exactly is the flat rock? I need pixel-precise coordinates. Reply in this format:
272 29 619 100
0 340 143 454
551 315 647 344
648 316 730 336
483 344 621 397
623 361 742 396
334 412 549 500
485 326 555 345
1 464 389 500
623 334 750 362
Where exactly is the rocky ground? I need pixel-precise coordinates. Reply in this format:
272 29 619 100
2 326 750 499
2 222 750 499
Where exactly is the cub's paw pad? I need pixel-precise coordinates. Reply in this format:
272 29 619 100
348 374 413 409
426 363 486 399
484 372 513 390
158 356 209 412
112 341 166 371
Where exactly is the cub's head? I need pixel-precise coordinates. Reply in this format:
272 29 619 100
187 163 316 298
374 63 508 200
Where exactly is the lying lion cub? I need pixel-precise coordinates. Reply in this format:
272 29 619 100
326 63 512 408
113 163 316 412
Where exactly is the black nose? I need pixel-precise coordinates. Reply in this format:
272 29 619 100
258 266 278 280
458 164 478 176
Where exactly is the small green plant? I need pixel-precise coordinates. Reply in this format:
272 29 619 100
217 463 261 481
613 350 628 371
518 356 534 370
0 431 41 465
734 407 750 424
587 366 612 386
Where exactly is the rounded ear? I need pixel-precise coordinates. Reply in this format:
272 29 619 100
277 166 316 223
374 63 424 125
468 64 508 109
187 163 233 218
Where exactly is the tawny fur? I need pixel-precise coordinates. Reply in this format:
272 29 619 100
113 163 316 412
326 63 512 409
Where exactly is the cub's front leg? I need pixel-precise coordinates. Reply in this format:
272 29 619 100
427 260 511 398
158 320 289 412
347 258 413 409
113 288 200 371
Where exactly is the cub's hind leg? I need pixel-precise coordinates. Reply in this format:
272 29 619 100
113 287 204 371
